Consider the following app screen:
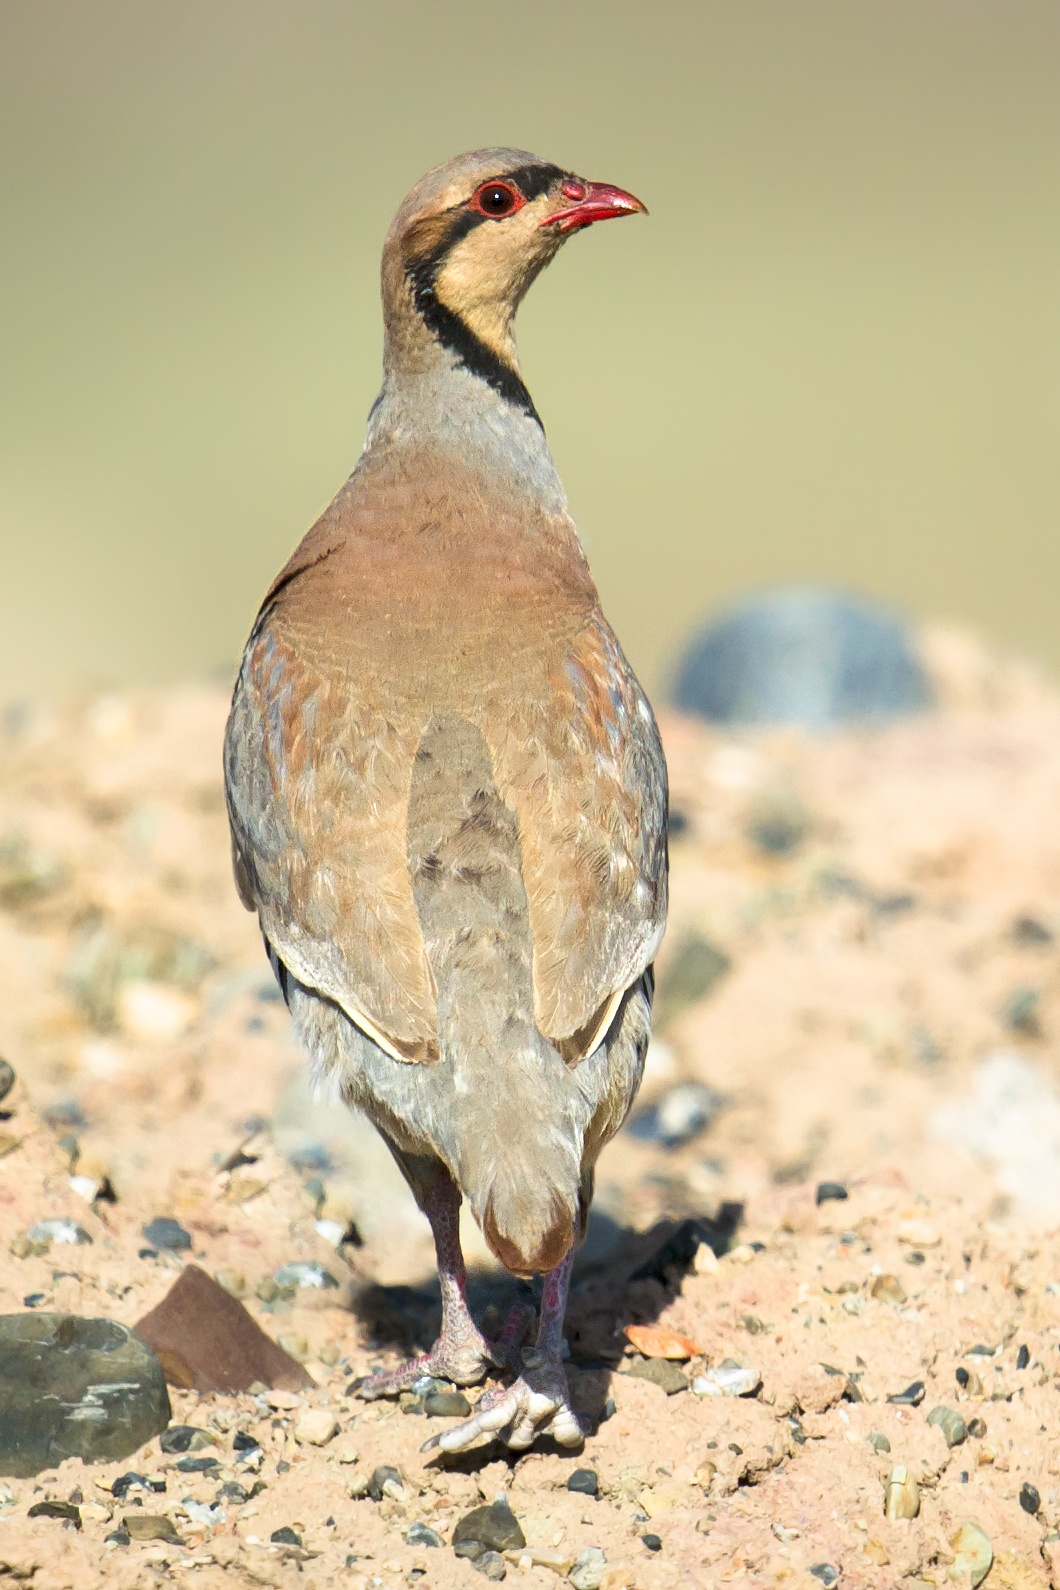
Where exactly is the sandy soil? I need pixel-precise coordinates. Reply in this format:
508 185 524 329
2 625 1060 1589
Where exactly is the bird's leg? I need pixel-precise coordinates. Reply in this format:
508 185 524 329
421 1246 583 1452
357 1171 526 1399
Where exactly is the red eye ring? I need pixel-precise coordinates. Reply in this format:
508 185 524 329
470 181 524 219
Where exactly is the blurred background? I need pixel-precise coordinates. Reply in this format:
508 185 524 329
1 0 1058 705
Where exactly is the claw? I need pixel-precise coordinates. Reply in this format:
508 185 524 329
420 1372 584 1454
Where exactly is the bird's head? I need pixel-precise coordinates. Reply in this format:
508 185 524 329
381 148 646 417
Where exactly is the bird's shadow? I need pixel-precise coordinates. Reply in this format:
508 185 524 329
346 1201 744 1471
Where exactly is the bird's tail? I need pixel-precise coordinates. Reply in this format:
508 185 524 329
407 712 590 1277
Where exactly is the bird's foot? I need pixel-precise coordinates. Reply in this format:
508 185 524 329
420 1350 584 1453
355 1303 533 1401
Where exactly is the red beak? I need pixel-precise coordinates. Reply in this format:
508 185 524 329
541 179 648 235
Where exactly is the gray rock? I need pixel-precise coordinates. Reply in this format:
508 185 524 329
674 587 932 727
570 1547 608 1590
424 1390 472 1418
0 1314 170 1477
0 1058 14 1104
142 1218 191 1252
159 1424 213 1454
472 1551 507 1580
866 1430 891 1453
272 1261 339 1290
26 1219 92 1248
452 1498 526 1554
406 1521 444 1547
566 1468 599 1497
626 1082 720 1149
623 1358 688 1395
926 1406 967 1447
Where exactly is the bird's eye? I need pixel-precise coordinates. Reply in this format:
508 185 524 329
471 181 520 218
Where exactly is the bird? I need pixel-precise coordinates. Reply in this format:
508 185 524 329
224 148 668 1452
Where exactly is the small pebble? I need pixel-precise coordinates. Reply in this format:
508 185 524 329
472 1551 507 1581
123 1514 181 1543
273 1260 339 1290
27 1500 81 1528
424 1390 472 1417
1020 1483 1040 1515
884 1465 920 1521
927 1406 967 1447
967 1417 988 1439
175 1456 218 1473
950 1520 993 1588
809 1567 838 1588
623 1357 688 1395
159 1425 213 1455
1016 1344 1030 1369
26 1219 91 1247
642 1534 662 1552
569 1546 607 1590
368 1466 407 1503
452 1498 526 1554
815 1182 848 1205
867 1431 891 1453
871 1274 907 1305
271 1527 302 1546
293 1407 338 1446
141 1217 191 1252
0 1059 14 1104
886 1380 925 1406
567 1468 599 1497
691 1366 760 1398
406 1521 444 1547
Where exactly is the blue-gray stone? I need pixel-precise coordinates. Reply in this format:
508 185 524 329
674 588 932 727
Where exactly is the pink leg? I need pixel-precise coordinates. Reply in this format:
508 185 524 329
422 1246 583 1452
357 1173 530 1398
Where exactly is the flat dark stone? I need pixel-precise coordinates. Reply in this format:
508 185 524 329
424 1391 472 1418
271 1526 302 1546
472 1551 507 1580
566 1468 599 1496
452 1499 526 1554
124 1514 182 1543
134 1265 313 1394
0 1313 170 1479
0 1059 14 1104
1020 1483 1040 1515
809 1566 838 1587
142 1218 192 1252
27 1500 81 1528
623 1357 689 1395
111 1473 154 1500
643 1534 662 1552
176 1455 219 1472
815 1182 848 1206
160 1424 212 1454
217 1481 249 1504
233 1430 261 1451
886 1380 925 1406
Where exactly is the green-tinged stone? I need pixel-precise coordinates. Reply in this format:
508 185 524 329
424 1390 472 1418
124 1514 182 1543
452 1499 526 1553
926 1405 967 1447
623 1357 689 1395
0 1313 170 1478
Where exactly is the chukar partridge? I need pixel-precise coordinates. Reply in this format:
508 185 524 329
225 149 667 1451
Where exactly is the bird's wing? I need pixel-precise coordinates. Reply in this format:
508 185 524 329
492 611 669 1058
224 619 441 1062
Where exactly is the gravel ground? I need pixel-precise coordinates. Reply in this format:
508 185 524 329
2 625 1060 1589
